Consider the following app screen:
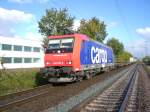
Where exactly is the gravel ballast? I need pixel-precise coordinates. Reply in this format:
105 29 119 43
46 67 132 112
3 65 132 112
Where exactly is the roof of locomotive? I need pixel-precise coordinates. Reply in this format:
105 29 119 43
48 33 89 40
48 33 113 51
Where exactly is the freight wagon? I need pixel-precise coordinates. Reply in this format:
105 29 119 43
41 34 114 83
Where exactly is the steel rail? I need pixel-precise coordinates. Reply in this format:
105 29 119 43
0 64 134 112
48 65 135 112
0 90 50 111
79 64 138 112
119 64 138 112
0 84 51 111
0 83 51 101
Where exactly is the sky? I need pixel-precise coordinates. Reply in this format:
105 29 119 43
0 0 150 58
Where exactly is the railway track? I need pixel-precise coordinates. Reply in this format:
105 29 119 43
0 84 52 111
80 64 138 112
0 64 133 112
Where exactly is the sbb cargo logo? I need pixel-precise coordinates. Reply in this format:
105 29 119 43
91 46 107 64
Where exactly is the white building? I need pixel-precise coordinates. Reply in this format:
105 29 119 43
129 57 137 62
0 36 44 69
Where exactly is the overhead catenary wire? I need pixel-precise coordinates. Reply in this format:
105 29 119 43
50 0 82 19
62 0 82 19
114 0 133 40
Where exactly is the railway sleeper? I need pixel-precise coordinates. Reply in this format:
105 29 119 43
85 104 120 111
93 99 122 104
99 95 125 100
88 101 122 107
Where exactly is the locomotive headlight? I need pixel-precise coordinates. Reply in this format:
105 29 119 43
68 61 72 64
46 61 51 64
66 61 72 64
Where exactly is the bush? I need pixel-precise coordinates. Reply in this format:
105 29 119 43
0 68 46 96
35 71 48 86
143 56 150 65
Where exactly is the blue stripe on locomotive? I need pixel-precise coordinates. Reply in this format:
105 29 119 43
80 40 114 65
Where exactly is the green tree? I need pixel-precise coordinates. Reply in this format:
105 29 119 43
107 37 124 56
41 36 49 49
143 56 150 65
38 8 74 48
117 51 132 62
77 17 107 43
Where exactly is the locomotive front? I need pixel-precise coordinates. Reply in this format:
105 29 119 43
41 34 81 82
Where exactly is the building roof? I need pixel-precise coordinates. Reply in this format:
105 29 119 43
0 36 42 47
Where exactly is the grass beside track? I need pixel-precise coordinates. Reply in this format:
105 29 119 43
0 68 47 96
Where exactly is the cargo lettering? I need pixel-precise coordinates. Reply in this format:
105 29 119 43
91 46 107 64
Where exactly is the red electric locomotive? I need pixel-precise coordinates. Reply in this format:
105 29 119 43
41 34 114 83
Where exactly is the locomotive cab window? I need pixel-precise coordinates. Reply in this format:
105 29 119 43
61 38 73 48
46 37 74 54
48 39 60 49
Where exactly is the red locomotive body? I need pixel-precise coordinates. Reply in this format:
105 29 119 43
41 34 114 83
42 34 88 82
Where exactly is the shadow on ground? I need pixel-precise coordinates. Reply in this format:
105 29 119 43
35 72 49 86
